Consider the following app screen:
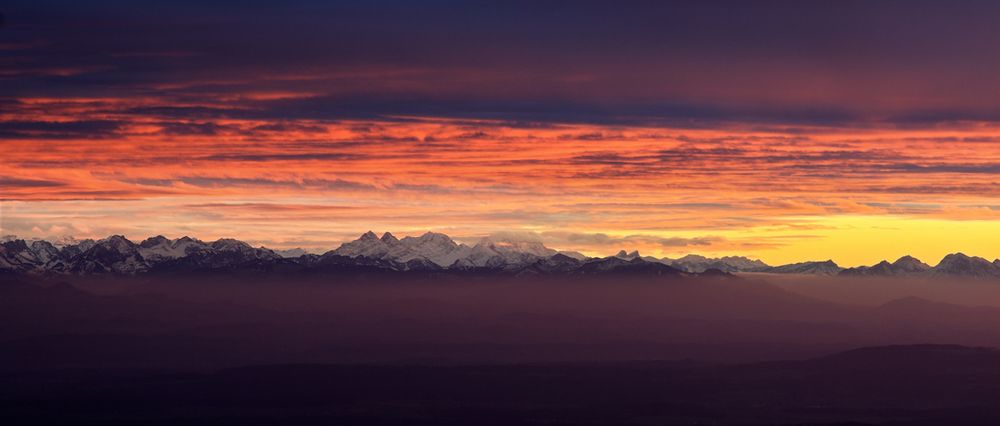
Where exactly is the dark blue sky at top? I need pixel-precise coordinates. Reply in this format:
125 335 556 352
2 0 1000 127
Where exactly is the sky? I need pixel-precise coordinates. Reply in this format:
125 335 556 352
1 0 999 266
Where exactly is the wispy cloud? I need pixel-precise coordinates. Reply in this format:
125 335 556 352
3 1 1000 265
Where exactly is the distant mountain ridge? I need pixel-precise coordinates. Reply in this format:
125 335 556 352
2 233 997 279
761 260 844 275
839 255 931 277
835 253 1000 278
611 250 768 273
754 253 1000 278
0 232 700 278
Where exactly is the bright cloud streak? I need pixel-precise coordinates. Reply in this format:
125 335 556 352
2 108 998 266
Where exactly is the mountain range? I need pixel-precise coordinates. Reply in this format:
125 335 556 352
0 232 674 277
2 232 999 279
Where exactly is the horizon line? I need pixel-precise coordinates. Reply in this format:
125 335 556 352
3 230 997 269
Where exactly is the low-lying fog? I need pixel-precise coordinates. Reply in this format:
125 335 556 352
4 272 1000 370
748 272 1000 307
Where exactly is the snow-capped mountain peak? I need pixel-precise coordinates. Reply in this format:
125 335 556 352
333 232 394 259
474 235 556 258
136 236 209 262
139 235 170 248
394 232 466 266
211 238 252 251
3 232 998 280
933 253 1000 278
447 235 558 270
29 240 61 264
208 238 278 260
97 235 139 254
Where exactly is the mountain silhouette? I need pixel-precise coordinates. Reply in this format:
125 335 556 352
3 233 998 280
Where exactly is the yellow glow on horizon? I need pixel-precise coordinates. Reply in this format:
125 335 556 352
749 215 1000 267
561 215 1000 268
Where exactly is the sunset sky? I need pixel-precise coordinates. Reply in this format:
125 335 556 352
2 1 999 266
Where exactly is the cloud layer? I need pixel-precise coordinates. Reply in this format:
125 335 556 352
1 1 999 265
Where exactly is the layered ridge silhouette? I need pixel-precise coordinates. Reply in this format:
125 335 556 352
3 232 999 279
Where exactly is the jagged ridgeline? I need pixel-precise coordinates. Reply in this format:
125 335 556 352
2 232 999 278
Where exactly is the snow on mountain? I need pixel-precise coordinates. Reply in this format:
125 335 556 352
891 255 933 273
932 253 1000 278
603 252 769 273
839 260 895 276
665 255 769 273
395 232 470 266
173 236 210 255
670 254 708 263
715 256 769 270
0 239 41 271
4 231 1000 281
332 231 393 259
839 255 932 276
516 253 585 275
450 235 557 270
0 234 285 274
137 236 214 262
380 232 399 244
70 235 147 274
139 236 182 261
839 253 1000 279
762 260 842 275
29 240 61 264
332 231 475 268
210 238 280 261
752 253 1000 278
102 235 137 253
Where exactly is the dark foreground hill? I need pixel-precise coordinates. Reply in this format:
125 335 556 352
5 273 1000 424
2 345 999 425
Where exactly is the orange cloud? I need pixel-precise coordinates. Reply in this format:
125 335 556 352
2 98 999 265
